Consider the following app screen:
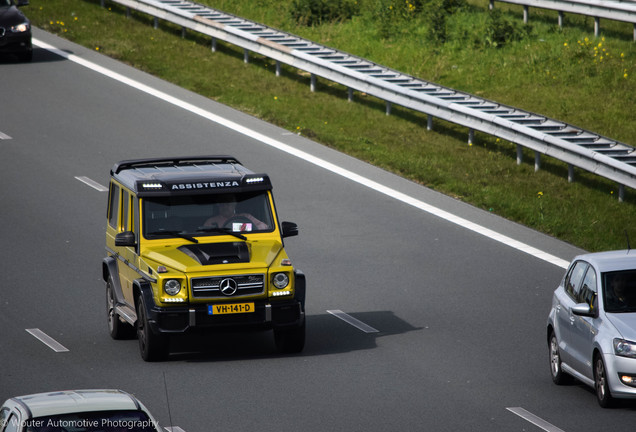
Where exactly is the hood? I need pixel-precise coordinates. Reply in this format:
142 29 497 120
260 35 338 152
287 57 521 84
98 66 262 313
0 6 27 27
606 313 636 340
142 239 284 273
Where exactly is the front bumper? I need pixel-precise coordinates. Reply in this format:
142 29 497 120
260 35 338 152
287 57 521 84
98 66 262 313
605 353 636 399
146 299 304 335
0 30 31 55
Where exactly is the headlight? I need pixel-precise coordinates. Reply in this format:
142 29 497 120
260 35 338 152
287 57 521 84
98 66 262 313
164 279 181 296
272 272 289 289
11 22 30 33
613 338 636 358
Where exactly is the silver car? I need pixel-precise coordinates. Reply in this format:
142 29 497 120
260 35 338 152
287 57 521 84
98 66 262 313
0 390 161 432
547 249 636 407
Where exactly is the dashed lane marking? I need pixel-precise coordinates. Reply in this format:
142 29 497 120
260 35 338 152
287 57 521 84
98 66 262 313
26 328 70 353
327 310 379 333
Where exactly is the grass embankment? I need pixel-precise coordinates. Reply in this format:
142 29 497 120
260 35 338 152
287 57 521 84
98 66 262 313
27 0 636 252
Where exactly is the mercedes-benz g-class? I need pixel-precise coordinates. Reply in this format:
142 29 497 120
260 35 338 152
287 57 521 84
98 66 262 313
102 156 305 361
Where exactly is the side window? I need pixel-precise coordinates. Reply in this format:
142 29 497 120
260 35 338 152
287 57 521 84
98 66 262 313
133 196 139 236
108 183 120 229
122 190 130 232
565 261 587 301
579 266 598 307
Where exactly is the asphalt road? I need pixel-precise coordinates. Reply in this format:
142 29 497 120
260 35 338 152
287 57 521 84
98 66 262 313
1 28 635 431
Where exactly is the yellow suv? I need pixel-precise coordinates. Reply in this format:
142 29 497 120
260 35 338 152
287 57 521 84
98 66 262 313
102 156 305 361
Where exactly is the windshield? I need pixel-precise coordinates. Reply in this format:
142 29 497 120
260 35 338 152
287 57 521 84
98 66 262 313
143 191 274 239
603 270 636 313
26 410 158 432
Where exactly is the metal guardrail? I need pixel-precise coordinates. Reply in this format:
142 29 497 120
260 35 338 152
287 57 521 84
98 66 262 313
101 0 636 201
489 0 636 40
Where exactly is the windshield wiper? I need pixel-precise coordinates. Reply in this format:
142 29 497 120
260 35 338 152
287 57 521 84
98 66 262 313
196 226 247 241
147 229 199 243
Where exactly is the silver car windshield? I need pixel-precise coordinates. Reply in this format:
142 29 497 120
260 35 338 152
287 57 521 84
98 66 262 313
603 270 636 313
143 191 274 239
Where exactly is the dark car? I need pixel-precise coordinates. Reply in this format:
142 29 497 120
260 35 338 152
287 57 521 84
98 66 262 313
0 0 32 62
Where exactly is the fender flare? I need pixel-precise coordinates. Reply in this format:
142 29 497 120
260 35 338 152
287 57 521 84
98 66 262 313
103 256 126 306
294 270 306 309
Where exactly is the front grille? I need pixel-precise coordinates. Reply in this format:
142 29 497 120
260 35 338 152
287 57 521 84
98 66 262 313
191 274 265 298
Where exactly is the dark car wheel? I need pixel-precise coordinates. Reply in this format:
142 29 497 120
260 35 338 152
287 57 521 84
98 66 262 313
274 320 305 354
549 331 571 385
106 279 134 340
594 355 615 408
136 295 169 362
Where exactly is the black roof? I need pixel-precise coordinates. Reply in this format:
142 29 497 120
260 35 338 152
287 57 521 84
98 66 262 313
110 156 272 197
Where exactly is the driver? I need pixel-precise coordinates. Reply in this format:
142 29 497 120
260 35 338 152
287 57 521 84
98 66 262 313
203 197 268 230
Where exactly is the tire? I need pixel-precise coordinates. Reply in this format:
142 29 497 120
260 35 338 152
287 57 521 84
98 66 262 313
594 355 615 408
549 331 571 385
136 295 169 362
274 319 305 354
106 279 134 340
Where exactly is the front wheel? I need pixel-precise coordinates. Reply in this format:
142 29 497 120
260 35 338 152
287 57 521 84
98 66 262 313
274 320 305 354
136 296 169 362
594 355 615 408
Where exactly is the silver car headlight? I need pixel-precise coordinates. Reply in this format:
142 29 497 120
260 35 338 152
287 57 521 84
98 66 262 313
164 279 182 296
613 338 636 358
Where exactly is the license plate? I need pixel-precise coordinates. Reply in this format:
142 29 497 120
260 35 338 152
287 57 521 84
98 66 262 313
208 303 255 315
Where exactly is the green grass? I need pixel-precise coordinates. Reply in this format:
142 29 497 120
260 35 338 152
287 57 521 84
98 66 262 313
27 0 636 252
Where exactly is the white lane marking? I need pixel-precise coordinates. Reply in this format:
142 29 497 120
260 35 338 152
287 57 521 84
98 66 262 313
26 328 70 353
0 131 11 140
327 310 379 333
507 407 566 432
75 176 108 192
164 427 186 432
33 38 569 269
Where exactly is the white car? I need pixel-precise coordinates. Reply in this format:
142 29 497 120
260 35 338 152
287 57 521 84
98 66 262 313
0 390 161 432
547 249 636 407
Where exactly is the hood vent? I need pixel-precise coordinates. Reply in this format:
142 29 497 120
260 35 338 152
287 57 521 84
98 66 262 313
178 242 250 265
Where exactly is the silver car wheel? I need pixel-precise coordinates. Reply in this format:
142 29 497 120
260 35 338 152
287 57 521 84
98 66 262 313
594 355 614 408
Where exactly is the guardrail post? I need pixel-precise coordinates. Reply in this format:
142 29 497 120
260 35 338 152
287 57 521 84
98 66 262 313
568 164 574 183
276 61 281 77
468 129 474 145
310 74 316 92
633 23 636 41
154 17 158 29
100 0 104 7
182 26 186 39
347 88 353 102
243 48 249 63
489 0 494 10
595 17 600 37
211 37 216 52
619 184 625 202
385 101 392 115
126 7 131 18
427 115 433 131
523 5 529 24
534 152 541 172
516 145 523 165
558 11 563 28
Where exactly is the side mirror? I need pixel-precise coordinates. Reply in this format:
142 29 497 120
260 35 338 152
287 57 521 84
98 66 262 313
571 303 596 318
115 231 137 247
281 221 298 238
